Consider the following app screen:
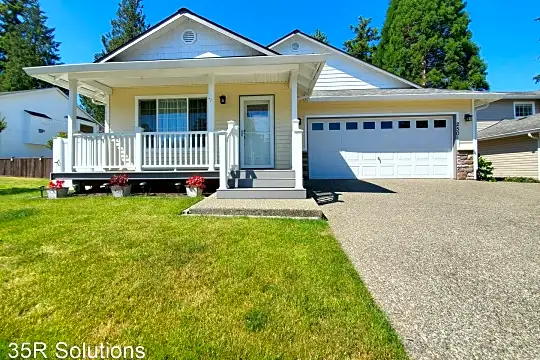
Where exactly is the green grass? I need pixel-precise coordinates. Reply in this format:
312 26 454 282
0 176 407 359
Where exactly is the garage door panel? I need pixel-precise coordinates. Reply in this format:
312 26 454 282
361 166 377 177
308 117 453 179
380 165 395 177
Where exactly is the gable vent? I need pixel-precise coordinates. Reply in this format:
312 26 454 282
182 29 197 45
291 42 300 52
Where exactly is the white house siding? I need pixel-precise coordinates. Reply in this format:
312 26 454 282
109 83 293 169
272 36 409 91
477 99 540 131
0 89 91 158
113 19 263 62
479 135 539 179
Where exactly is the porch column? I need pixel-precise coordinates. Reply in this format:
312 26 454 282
66 78 78 173
207 74 215 171
290 70 298 120
104 94 110 133
472 99 478 180
290 70 303 189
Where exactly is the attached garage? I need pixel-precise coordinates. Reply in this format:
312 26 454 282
307 116 455 179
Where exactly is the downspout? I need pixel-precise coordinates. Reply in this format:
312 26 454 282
472 101 491 179
528 133 540 180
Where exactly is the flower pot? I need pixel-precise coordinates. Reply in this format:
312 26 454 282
111 185 131 198
186 186 202 198
47 187 69 199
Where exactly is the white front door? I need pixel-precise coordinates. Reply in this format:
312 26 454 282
240 96 274 169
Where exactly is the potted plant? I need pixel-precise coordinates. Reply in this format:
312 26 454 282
47 180 69 199
109 174 131 197
185 176 205 197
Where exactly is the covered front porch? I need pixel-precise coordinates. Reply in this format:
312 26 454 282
26 54 327 198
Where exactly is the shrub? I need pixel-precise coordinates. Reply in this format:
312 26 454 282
186 176 205 190
45 131 68 150
109 174 129 187
503 177 540 183
477 156 494 181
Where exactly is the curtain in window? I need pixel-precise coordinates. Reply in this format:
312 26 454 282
138 98 207 132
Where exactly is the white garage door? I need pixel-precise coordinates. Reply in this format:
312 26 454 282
308 117 454 179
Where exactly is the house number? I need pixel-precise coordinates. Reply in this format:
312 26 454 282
455 122 460 137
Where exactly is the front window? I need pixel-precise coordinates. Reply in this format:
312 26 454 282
514 102 535 118
138 97 207 132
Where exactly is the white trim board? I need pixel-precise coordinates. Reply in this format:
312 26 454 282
269 31 422 89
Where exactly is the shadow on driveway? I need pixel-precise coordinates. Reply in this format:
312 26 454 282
306 180 396 205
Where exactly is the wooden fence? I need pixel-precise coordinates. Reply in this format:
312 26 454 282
0 158 53 179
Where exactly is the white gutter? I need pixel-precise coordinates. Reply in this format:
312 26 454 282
479 128 540 141
24 54 328 76
309 93 505 102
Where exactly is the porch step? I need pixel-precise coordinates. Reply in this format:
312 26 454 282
216 188 306 199
228 178 296 188
230 170 295 180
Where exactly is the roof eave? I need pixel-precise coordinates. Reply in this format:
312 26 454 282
308 93 505 102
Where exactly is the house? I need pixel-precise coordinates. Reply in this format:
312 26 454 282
0 88 99 158
477 92 540 179
23 8 502 199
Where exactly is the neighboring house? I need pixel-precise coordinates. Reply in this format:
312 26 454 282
23 8 502 199
478 113 540 180
0 88 99 158
476 92 540 131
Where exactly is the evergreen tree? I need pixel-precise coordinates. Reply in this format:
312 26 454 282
312 29 329 44
0 0 60 91
82 0 149 124
343 16 380 63
374 0 489 90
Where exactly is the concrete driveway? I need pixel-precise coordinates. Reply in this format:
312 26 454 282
309 180 540 360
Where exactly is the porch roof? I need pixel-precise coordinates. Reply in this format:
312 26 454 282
24 54 328 103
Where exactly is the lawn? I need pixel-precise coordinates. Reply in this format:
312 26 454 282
0 177 407 359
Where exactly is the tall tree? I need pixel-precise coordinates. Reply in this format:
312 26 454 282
312 29 329 44
0 0 60 91
81 0 149 124
343 16 380 63
374 0 489 90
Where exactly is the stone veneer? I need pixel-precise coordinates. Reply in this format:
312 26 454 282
457 150 475 180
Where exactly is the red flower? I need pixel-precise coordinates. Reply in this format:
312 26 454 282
109 174 129 187
48 180 65 189
186 176 205 190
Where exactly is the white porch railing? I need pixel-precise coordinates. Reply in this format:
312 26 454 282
142 131 218 169
70 129 221 172
218 121 240 189
73 133 136 171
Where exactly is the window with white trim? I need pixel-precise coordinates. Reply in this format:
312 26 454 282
138 98 207 132
514 102 535 118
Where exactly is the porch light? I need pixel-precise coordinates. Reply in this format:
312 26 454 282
219 95 226 104
464 114 473 122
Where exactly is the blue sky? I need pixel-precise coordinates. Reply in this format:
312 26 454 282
40 0 539 91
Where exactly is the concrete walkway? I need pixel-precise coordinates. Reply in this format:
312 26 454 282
184 194 323 219
310 179 540 360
